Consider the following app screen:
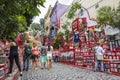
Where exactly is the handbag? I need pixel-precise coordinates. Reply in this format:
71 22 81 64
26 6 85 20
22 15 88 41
97 55 103 60
95 47 104 60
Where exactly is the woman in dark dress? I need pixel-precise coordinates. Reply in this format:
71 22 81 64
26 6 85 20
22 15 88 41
8 39 22 76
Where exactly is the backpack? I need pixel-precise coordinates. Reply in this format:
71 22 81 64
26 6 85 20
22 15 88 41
24 45 32 55
41 47 47 56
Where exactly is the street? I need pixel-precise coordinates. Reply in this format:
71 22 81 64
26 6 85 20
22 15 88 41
20 63 120 80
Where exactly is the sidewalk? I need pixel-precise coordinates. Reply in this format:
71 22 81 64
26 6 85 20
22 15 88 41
20 63 120 80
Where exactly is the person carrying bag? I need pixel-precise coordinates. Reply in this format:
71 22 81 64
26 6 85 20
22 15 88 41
94 42 104 72
23 40 32 71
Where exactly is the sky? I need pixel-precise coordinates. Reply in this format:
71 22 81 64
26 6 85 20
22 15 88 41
32 0 73 23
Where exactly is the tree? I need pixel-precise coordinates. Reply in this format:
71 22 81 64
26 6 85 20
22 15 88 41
0 0 45 39
30 23 41 36
112 2 120 29
39 18 45 34
57 31 64 36
97 3 120 29
67 2 81 19
64 29 70 42
53 38 63 49
40 18 44 27
62 24 68 30
97 6 114 25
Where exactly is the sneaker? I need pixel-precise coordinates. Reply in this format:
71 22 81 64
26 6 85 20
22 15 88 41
8 73 13 77
20 72 22 76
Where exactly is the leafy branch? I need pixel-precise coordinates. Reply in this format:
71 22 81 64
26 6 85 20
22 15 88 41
67 2 81 19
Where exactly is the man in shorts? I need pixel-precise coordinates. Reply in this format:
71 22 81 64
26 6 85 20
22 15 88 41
40 43 47 69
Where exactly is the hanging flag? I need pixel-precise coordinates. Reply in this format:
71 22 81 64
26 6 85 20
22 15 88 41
50 1 69 28
56 1 69 19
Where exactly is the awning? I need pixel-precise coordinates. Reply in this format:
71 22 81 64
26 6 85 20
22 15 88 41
105 25 120 35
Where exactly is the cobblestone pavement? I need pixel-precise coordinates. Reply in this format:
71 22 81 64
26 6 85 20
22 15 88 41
20 63 120 80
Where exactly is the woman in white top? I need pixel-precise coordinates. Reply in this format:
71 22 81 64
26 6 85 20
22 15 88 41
94 42 104 72
47 43 53 70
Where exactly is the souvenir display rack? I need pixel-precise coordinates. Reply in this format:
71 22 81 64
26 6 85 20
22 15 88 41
62 18 120 76
59 49 75 65
103 51 120 75
77 41 95 69
75 48 83 66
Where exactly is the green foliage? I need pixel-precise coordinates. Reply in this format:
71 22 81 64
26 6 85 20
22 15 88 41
66 22 70 26
97 6 114 25
30 23 41 36
0 0 45 39
62 24 68 30
112 2 120 29
64 29 70 35
67 2 81 19
64 29 70 42
57 31 64 36
53 31 65 49
61 22 70 42
97 3 120 29
40 18 45 25
31 23 40 31
53 38 64 49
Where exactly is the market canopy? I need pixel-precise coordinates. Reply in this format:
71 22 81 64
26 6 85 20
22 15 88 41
105 25 120 35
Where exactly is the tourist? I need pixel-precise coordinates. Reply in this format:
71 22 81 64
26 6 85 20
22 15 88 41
8 39 22 76
31 42 39 70
94 42 104 72
40 43 47 69
54 48 60 63
23 40 32 71
47 43 53 70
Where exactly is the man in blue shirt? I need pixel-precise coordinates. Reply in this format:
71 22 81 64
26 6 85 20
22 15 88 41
73 31 80 47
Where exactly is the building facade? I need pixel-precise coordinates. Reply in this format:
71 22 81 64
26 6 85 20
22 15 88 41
78 0 120 19
59 0 120 32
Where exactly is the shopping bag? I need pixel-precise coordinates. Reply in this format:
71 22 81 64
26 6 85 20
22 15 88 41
97 55 103 60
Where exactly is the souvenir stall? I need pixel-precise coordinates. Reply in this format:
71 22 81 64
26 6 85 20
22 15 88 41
58 6 120 76
69 18 95 69
103 26 120 75
70 17 120 75
58 34 75 65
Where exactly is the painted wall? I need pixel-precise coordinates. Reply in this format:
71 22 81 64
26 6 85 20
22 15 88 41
80 0 120 19
59 0 120 34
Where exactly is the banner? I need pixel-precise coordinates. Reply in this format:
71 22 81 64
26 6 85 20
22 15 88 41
50 1 69 27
